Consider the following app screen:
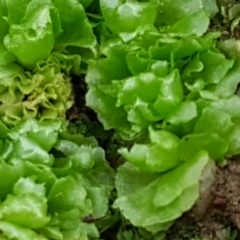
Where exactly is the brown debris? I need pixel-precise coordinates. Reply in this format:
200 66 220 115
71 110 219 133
208 159 240 231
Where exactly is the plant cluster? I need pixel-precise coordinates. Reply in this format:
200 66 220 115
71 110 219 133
0 0 240 239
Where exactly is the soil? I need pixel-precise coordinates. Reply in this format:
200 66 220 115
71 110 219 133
67 74 97 123
166 159 240 240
